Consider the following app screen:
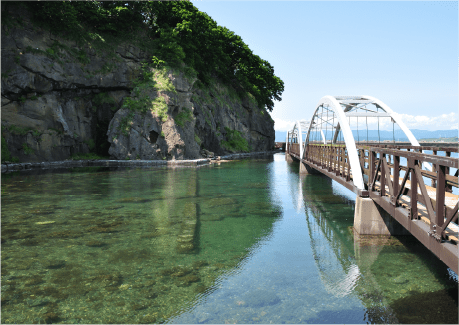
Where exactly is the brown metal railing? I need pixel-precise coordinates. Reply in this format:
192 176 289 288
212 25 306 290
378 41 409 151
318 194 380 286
359 145 458 243
304 144 352 182
290 143 300 157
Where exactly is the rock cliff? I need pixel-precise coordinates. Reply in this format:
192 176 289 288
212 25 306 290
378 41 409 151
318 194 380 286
1 5 275 163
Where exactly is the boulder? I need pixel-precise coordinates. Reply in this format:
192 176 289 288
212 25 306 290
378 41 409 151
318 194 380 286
200 149 214 158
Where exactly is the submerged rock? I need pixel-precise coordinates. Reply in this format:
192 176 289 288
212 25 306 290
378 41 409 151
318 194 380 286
43 260 66 269
242 290 281 307
192 260 209 269
160 266 193 277
175 274 200 287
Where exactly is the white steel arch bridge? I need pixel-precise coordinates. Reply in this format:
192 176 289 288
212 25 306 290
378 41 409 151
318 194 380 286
285 95 459 274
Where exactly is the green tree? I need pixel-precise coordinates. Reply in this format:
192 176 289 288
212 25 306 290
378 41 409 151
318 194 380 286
18 0 284 111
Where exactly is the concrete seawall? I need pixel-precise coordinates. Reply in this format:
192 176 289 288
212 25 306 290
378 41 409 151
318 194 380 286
1 151 278 174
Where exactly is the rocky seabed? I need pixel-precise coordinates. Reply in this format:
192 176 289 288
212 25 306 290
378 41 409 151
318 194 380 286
1 151 278 173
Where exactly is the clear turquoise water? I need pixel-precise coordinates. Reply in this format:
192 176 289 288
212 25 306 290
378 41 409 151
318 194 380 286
1 153 457 324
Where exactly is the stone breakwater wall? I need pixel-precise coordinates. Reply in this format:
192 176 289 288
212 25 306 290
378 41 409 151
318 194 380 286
1 151 277 174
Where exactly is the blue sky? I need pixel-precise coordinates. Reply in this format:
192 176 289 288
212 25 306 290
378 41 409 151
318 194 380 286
192 0 458 131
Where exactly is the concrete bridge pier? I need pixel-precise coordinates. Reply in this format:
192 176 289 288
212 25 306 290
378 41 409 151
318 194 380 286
285 152 293 162
299 161 308 174
354 196 409 236
299 161 320 175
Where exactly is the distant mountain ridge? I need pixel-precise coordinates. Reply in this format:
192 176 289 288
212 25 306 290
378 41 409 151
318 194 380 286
275 129 458 142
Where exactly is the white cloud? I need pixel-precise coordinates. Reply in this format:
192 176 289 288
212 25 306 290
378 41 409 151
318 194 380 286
273 118 295 131
397 112 458 130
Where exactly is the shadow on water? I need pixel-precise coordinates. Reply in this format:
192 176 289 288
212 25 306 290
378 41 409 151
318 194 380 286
294 161 458 324
305 306 396 325
389 287 458 324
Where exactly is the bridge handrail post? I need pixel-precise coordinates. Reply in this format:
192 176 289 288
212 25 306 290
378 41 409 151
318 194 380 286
332 146 335 172
382 153 394 197
337 147 342 176
319 145 322 167
317 145 320 165
435 164 446 230
431 150 437 188
328 144 334 172
308 143 315 162
392 155 400 206
308 144 315 162
369 149 377 191
445 152 452 193
334 145 339 176
336 146 339 175
328 145 332 172
314 145 316 164
332 146 335 174
381 153 386 197
324 145 327 169
408 158 418 220
345 148 350 182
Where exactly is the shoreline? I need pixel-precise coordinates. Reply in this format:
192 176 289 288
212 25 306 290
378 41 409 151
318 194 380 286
1 150 281 174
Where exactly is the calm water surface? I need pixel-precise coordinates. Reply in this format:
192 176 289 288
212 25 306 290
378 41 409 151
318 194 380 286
1 153 457 324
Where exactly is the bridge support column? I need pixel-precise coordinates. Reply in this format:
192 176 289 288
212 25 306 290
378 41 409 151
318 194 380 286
299 161 309 174
354 197 409 235
285 153 293 162
299 161 319 175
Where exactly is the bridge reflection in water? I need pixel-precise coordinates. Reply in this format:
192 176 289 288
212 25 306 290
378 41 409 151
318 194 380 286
295 167 458 324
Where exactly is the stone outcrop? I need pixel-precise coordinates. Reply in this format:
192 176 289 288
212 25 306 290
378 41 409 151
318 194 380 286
1 5 275 163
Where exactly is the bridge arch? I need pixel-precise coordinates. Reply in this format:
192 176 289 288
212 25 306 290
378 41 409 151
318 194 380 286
299 95 426 191
287 120 310 159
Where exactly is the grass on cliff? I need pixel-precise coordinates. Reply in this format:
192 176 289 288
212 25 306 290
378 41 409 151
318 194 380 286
117 64 176 136
175 108 194 128
221 127 250 153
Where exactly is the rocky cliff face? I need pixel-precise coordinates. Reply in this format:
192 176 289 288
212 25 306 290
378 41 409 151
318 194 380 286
1 6 275 163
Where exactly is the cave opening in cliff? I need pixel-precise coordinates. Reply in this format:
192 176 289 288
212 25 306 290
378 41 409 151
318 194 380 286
150 130 159 144
95 120 111 157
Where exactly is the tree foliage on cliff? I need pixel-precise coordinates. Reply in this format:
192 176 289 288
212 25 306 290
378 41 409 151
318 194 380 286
18 0 284 111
